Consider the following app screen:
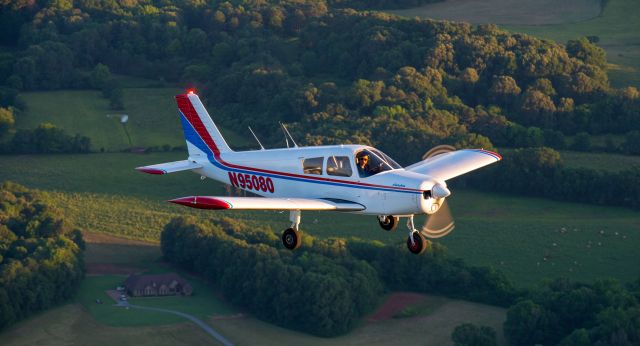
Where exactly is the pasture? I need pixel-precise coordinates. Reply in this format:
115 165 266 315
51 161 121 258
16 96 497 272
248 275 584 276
1 152 639 287
0 304 217 346
389 0 601 25
16 88 249 151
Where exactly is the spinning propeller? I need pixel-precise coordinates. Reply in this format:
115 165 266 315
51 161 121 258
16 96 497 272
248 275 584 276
421 145 456 239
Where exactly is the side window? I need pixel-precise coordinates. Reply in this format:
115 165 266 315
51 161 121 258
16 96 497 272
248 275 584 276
302 157 323 175
326 156 353 177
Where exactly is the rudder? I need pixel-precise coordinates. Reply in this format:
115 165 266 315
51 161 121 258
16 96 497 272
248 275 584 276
175 92 232 157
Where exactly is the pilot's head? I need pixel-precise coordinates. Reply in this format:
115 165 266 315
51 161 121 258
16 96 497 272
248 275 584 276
356 152 369 168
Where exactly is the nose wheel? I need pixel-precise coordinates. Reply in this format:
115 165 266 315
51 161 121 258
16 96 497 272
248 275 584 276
406 215 430 255
407 231 429 255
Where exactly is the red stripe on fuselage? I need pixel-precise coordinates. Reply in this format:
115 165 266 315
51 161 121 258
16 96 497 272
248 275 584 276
176 94 422 193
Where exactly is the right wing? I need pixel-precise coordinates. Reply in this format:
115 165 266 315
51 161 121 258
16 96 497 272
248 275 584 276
169 196 365 211
405 149 501 181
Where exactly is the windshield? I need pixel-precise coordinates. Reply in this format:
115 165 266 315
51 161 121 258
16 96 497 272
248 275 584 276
355 148 402 178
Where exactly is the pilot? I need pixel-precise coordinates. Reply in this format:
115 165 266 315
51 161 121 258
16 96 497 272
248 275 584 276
356 151 373 177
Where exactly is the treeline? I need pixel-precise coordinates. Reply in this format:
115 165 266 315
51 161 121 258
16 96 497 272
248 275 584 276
505 278 640 345
0 182 85 330
0 107 91 154
0 1 638 163
161 216 518 336
460 147 640 209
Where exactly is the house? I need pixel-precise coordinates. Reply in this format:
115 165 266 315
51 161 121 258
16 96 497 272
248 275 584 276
123 273 193 297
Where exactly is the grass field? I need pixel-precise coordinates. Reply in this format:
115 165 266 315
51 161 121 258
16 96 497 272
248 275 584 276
0 304 218 346
390 0 601 25
560 150 640 171
212 298 506 345
16 88 250 151
1 152 639 287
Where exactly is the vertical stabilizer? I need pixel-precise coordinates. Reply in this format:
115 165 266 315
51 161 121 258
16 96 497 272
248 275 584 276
175 92 232 156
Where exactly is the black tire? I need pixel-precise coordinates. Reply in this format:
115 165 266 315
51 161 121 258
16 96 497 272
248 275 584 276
407 232 429 255
282 228 302 250
378 215 399 231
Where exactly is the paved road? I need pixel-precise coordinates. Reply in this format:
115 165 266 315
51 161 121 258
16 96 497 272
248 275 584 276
117 301 233 346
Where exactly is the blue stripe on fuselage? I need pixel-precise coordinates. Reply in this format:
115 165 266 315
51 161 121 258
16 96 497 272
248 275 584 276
178 112 420 194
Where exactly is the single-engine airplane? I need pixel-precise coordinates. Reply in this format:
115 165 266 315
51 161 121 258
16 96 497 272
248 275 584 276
136 91 501 254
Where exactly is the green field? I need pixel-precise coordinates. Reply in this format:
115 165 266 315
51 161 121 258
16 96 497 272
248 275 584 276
1 152 639 287
16 88 250 151
560 150 640 171
0 304 218 346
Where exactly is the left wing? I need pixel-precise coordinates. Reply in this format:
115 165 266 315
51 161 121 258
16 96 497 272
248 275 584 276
136 160 202 175
169 196 365 211
405 149 501 181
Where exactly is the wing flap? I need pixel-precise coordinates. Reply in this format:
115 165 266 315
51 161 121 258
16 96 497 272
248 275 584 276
169 196 365 211
136 160 203 175
406 149 501 181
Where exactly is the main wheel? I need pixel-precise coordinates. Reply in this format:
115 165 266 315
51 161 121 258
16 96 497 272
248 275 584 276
282 228 302 250
378 215 399 231
407 232 429 255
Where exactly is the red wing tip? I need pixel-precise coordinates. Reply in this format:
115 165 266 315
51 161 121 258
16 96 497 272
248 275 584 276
168 196 231 210
136 167 166 175
473 149 502 161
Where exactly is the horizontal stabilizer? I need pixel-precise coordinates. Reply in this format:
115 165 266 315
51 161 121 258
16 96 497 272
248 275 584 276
135 160 202 175
406 149 501 181
169 196 365 211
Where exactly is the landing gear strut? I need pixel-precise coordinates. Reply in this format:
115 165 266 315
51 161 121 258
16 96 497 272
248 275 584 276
377 215 399 231
282 210 302 250
406 215 429 255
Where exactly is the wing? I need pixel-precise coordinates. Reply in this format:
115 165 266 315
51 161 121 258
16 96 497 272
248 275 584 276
136 160 203 175
169 196 365 211
405 149 501 181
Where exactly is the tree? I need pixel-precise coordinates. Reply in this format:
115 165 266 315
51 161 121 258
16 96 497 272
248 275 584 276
89 63 111 89
0 107 15 139
567 37 606 68
451 323 497 346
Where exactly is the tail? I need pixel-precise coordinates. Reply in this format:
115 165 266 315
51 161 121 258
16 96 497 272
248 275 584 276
175 91 232 157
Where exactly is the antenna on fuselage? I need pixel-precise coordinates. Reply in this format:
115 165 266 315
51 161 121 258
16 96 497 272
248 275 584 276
279 122 298 148
248 126 265 150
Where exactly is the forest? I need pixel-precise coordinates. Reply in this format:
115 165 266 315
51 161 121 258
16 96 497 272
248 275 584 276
0 182 85 330
162 216 640 343
0 1 638 164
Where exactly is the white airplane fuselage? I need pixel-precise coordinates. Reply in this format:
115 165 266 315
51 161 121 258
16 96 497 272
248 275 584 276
189 144 441 216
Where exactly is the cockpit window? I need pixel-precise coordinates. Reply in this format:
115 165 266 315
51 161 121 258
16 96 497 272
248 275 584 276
326 156 352 177
355 149 401 178
302 157 323 175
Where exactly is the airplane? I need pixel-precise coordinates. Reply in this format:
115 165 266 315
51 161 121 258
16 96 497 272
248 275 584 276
136 91 501 255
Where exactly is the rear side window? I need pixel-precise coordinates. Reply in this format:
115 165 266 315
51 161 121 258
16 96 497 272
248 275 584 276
303 157 324 175
326 156 352 177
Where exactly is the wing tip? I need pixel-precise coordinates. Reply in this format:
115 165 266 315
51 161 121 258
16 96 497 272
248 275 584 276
467 149 502 161
136 167 166 175
168 196 231 210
